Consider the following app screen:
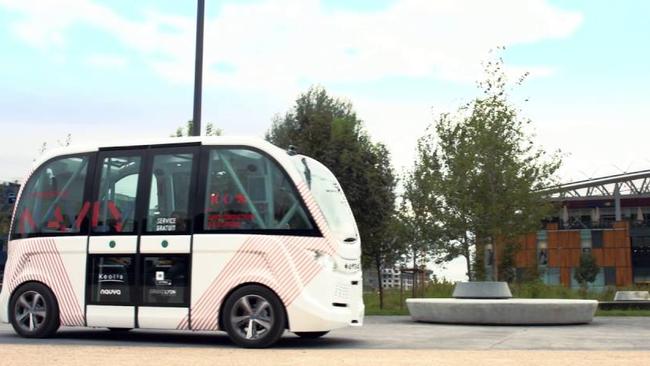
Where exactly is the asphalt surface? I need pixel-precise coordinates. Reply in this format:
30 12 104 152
1 316 649 350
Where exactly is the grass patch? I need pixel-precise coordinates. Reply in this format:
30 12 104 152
364 281 650 316
509 282 616 301
596 309 650 317
364 282 454 316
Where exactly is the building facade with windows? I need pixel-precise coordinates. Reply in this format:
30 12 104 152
495 221 632 289
379 268 414 289
499 170 650 289
0 181 20 283
364 267 433 291
364 268 409 290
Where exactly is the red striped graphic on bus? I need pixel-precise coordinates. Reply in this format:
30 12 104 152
177 180 338 331
4 238 85 326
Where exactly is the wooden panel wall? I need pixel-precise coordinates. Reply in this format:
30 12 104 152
511 221 633 287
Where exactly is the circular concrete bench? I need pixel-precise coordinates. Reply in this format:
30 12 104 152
452 281 512 299
614 291 650 301
406 298 598 325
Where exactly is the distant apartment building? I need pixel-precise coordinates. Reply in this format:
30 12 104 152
363 266 432 290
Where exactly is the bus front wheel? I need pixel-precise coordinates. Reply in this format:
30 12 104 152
222 285 286 348
9 282 60 338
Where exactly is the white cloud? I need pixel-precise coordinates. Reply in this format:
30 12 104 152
85 54 128 69
0 0 586 282
203 0 581 90
1 0 582 91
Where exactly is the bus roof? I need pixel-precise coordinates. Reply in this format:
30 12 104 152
27 136 294 181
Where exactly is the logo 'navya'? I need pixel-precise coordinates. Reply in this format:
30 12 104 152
99 289 122 296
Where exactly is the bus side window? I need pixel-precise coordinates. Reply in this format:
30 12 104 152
12 155 90 239
203 149 313 232
93 156 141 234
145 153 194 234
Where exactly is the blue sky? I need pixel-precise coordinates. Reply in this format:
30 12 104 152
1 0 649 278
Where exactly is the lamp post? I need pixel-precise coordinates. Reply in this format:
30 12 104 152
191 0 205 137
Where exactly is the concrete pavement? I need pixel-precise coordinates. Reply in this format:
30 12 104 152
0 316 649 350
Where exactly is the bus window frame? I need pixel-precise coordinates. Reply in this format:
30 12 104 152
140 146 201 237
10 152 95 241
90 149 147 237
85 145 199 310
10 143 324 240
194 145 322 237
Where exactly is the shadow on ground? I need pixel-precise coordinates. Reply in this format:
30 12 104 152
0 328 364 349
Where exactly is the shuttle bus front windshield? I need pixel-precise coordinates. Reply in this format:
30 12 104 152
293 156 358 241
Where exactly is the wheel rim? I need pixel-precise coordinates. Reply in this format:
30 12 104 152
229 294 274 341
14 291 47 333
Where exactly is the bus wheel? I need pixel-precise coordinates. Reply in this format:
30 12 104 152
294 331 329 339
222 285 286 348
9 282 60 338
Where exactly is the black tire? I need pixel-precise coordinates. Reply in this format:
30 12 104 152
294 331 329 339
108 328 132 332
9 282 60 338
222 285 286 348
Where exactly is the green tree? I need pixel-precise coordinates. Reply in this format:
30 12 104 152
411 50 561 282
498 242 518 283
0 214 9 235
172 121 222 137
360 143 399 308
266 86 398 307
366 214 408 308
574 252 600 292
0 184 11 239
401 148 445 294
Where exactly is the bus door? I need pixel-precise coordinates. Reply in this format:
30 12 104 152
137 146 198 328
86 149 144 328
85 146 198 329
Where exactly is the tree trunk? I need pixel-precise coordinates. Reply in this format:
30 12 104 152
375 256 384 309
463 232 472 281
412 249 417 298
463 254 472 282
492 237 499 281
399 269 404 309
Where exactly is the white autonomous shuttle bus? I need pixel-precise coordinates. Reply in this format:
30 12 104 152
0 137 363 348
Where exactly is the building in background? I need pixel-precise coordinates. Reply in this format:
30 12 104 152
364 266 432 291
0 181 20 283
0 181 19 212
497 170 650 289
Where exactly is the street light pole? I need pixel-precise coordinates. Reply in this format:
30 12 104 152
191 0 205 137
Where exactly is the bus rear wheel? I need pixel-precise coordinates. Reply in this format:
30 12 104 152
222 285 286 348
9 282 60 338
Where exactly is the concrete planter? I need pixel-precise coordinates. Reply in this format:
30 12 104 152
406 281 597 325
452 281 512 299
614 291 650 301
406 298 598 325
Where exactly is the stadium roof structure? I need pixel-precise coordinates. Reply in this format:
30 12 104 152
546 169 650 200
544 169 650 221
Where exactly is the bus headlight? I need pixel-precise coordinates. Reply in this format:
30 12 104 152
307 251 361 274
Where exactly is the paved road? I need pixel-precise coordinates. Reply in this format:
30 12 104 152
1 316 649 350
